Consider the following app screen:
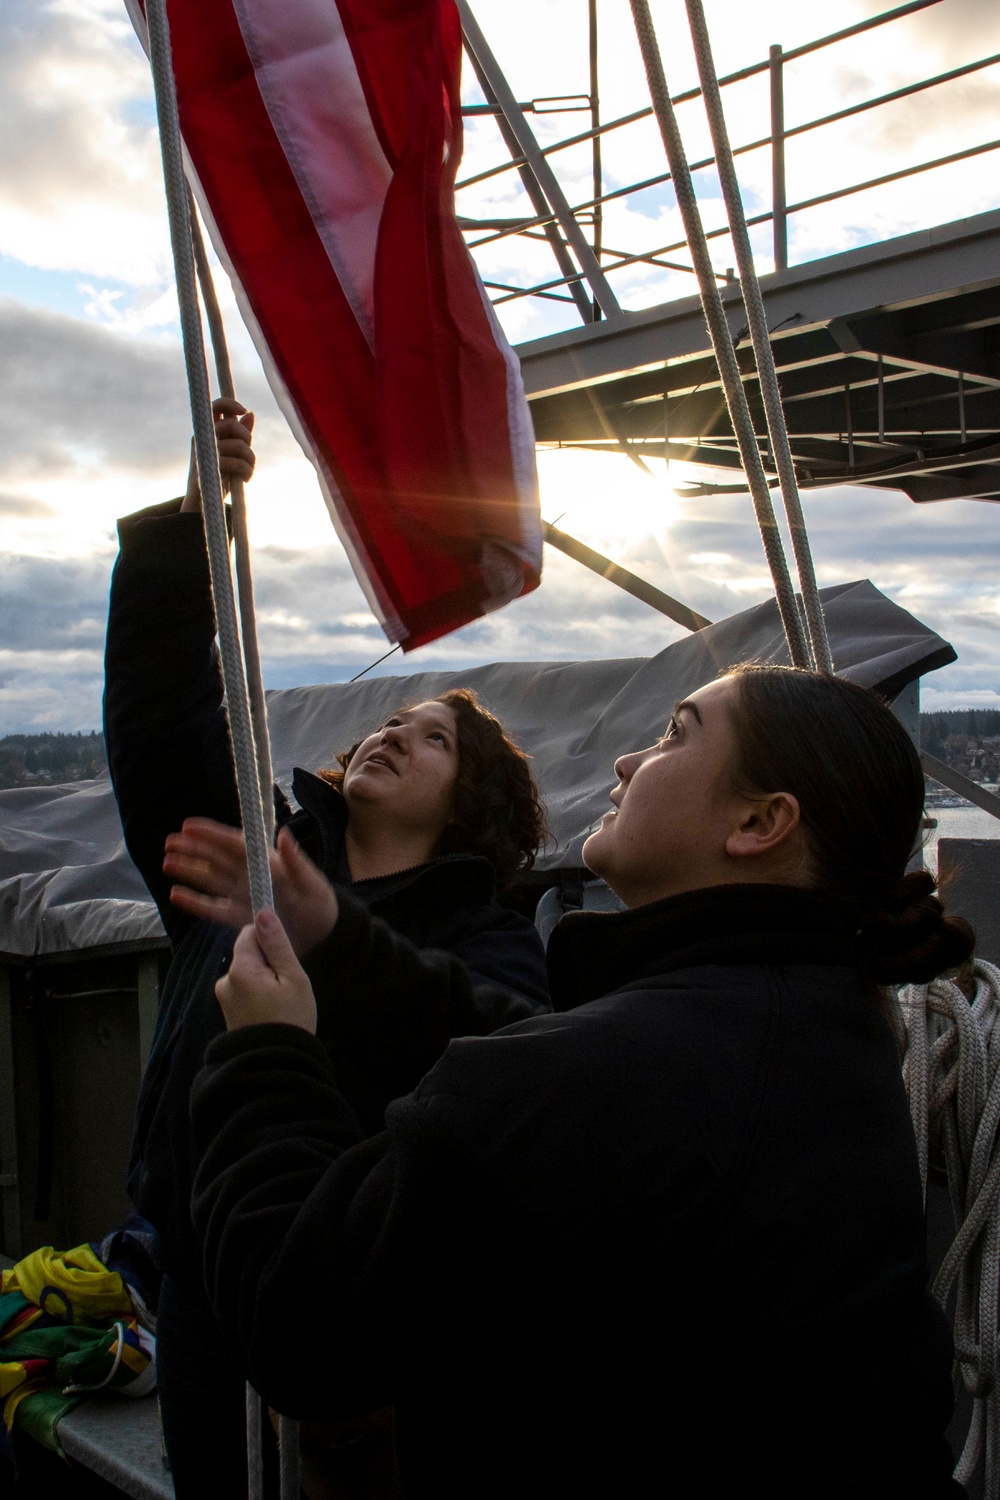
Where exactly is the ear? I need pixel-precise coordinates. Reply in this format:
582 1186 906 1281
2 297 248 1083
725 792 801 861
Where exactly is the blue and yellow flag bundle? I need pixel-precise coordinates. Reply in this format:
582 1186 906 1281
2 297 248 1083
0 1242 155 1461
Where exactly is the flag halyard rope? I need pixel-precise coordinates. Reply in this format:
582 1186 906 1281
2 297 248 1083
144 4 296 1497
628 0 812 669
145 0 273 915
684 0 833 673
188 189 276 846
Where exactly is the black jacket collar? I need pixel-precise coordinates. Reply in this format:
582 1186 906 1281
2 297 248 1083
546 884 861 1011
288 767 497 907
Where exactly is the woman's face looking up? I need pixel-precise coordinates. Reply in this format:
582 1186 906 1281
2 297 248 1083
343 700 459 846
583 676 748 908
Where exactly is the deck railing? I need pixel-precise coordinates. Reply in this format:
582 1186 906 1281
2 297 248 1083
457 0 1000 327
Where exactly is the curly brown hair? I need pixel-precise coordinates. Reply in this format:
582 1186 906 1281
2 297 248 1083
316 688 548 882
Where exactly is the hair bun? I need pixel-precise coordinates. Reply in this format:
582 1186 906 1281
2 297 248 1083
878 869 936 914
857 870 974 984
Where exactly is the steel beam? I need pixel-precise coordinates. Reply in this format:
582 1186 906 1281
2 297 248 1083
516 209 1000 400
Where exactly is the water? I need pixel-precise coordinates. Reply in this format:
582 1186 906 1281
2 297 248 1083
923 804 1000 875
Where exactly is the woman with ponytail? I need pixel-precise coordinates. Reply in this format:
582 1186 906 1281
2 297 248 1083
190 665 970 1500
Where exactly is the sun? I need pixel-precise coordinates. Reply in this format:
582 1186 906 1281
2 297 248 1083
537 447 681 559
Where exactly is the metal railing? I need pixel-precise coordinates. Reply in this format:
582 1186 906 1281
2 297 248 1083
458 0 1000 325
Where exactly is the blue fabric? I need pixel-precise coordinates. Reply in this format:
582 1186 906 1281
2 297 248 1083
90 1213 161 1313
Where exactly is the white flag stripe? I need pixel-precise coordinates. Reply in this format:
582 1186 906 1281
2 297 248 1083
233 0 392 348
475 275 543 568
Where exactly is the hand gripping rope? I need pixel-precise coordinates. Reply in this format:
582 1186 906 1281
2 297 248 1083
628 0 820 671
898 962 1000 1492
143 0 296 1495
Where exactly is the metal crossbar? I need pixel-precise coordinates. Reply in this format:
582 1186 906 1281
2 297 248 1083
460 0 999 322
483 136 1000 309
457 0 951 193
462 53 1000 248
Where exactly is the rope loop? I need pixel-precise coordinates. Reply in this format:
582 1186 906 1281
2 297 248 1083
899 960 1000 1489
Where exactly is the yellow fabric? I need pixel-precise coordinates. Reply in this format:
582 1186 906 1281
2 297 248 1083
117 1337 148 1376
0 1362 29 1399
1 1245 131 1326
4 1382 43 1427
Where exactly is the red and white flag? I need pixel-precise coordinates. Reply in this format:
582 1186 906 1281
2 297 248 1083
125 0 541 650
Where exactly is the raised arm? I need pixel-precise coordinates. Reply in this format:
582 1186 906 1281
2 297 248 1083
103 400 255 929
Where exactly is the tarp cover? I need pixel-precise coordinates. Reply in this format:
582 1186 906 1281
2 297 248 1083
0 580 955 960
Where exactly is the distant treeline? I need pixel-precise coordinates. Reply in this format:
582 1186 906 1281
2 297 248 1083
0 731 107 790
0 716 997 793
921 711 1000 757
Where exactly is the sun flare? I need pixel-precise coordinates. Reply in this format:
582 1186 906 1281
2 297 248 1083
537 448 681 560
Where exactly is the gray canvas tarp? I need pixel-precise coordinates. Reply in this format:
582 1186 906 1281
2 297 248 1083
0 579 955 960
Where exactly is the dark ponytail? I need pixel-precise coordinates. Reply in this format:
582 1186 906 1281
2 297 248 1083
725 665 975 985
856 870 974 984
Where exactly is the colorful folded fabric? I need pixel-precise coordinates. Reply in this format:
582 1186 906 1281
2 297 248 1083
3 1243 132 1327
0 1241 156 1460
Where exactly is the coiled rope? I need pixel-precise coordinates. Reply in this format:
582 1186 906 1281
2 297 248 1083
898 960 1000 1491
683 0 833 674
628 0 812 669
144 2 297 1495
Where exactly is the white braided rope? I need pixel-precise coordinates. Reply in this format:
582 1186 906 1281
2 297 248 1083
683 0 833 675
188 190 275 847
144 5 297 1497
898 960 1000 1491
628 0 811 669
145 0 273 916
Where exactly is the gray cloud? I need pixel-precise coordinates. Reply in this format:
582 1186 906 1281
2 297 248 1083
0 300 279 482
0 1 147 211
1 476 998 731
0 299 190 477
0 552 114 655
907 0 1000 62
0 492 53 518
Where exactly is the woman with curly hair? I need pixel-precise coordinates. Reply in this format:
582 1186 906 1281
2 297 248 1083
165 685 552 1134
104 400 550 1499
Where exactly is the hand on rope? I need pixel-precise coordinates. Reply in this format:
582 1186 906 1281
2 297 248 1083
216 908 317 1034
898 959 1000 1490
164 818 339 956
182 396 256 514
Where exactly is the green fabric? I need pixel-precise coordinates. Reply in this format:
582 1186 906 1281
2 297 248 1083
0 1290 32 1335
12 1389 81 1457
2 1325 118 1453
3 1323 116 1364
55 1327 118 1384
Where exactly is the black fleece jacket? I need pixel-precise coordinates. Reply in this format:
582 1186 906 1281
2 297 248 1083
103 500 549 1295
191 884 959 1500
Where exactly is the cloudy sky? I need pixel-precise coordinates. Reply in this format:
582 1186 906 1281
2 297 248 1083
2 0 999 731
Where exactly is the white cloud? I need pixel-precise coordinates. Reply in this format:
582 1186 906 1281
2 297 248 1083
0 0 167 285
